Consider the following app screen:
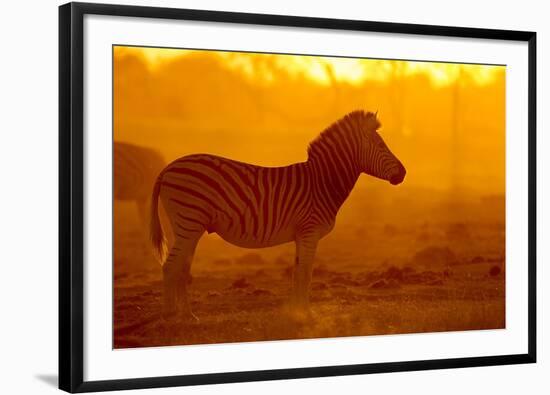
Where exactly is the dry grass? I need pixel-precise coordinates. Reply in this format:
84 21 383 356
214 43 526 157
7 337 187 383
114 190 505 349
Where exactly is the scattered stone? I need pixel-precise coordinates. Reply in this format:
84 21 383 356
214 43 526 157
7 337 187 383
329 276 359 286
471 256 485 264
384 266 404 281
249 288 272 296
355 271 379 286
312 282 328 291
403 271 442 285
254 269 266 277
412 246 458 267
313 264 330 276
402 266 416 275
368 278 400 289
231 277 251 288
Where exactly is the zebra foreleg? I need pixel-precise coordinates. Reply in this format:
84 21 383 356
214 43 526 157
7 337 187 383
291 235 319 311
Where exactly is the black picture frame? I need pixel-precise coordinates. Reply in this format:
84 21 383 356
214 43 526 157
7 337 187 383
59 2 537 392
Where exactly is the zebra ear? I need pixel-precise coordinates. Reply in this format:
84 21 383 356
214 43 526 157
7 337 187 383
364 111 381 132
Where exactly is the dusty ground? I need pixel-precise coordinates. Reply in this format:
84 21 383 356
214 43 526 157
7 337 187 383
113 186 505 349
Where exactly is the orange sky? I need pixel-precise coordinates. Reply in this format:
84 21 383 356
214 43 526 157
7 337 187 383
114 46 505 195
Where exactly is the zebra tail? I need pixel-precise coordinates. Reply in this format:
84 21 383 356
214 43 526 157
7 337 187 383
150 177 167 263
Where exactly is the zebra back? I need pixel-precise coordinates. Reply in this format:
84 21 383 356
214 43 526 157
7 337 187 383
114 142 165 202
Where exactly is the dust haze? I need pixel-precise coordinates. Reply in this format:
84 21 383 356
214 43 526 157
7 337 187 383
113 47 505 348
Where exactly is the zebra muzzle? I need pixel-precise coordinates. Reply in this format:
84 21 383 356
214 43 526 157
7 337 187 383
389 164 406 185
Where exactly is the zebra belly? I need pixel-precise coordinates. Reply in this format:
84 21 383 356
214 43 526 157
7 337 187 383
214 226 296 248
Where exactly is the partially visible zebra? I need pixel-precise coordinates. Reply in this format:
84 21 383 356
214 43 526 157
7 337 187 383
114 142 165 227
150 111 406 318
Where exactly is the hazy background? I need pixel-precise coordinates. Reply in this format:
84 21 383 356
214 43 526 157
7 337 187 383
114 46 505 194
113 46 506 348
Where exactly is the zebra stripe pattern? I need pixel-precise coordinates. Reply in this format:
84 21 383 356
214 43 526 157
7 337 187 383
150 110 406 317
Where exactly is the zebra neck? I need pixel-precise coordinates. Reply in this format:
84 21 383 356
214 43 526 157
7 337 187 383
308 155 361 218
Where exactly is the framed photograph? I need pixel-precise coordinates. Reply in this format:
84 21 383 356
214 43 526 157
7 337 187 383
59 2 536 392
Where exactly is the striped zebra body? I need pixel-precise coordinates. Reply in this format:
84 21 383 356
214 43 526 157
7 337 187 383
160 158 317 248
151 111 406 318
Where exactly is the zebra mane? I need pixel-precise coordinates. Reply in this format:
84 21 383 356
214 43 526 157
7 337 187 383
307 110 381 160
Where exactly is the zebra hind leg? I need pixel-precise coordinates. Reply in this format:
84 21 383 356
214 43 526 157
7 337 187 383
162 233 203 321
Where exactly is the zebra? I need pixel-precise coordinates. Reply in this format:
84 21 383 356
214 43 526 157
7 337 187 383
114 141 165 227
150 110 406 318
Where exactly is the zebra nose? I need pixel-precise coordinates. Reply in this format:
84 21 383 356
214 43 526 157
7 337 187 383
389 163 406 185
